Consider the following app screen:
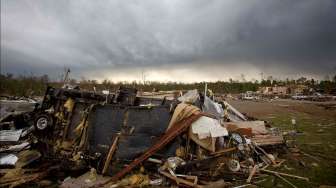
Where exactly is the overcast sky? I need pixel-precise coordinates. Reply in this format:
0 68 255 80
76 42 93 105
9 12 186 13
1 0 336 82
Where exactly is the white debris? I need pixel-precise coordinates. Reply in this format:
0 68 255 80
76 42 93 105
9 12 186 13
0 154 18 166
178 90 199 103
0 129 23 142
192 116 228 139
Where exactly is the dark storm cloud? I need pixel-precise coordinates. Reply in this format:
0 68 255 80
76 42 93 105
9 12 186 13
1 0 336 82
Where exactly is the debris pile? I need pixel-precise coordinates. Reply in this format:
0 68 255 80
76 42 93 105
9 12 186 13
0 87 308 187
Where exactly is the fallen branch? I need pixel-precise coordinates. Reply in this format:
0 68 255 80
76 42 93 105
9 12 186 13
274 173 297 188
300 152 320 162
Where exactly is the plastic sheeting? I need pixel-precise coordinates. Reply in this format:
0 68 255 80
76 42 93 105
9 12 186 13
202 96 224 119
178 90 199 104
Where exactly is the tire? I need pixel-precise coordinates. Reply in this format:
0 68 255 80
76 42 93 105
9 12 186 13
34 114 53 131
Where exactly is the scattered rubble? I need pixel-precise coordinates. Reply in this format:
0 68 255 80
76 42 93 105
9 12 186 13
0 86 309 187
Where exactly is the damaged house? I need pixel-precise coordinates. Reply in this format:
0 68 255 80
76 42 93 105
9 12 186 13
0 86 307 188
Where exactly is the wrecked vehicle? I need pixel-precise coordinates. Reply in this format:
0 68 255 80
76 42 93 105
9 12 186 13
1 86 307 187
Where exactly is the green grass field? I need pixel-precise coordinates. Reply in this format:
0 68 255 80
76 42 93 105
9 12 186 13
229 100 336 188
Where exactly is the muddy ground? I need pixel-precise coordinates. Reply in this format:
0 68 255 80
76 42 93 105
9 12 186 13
228 99 336 187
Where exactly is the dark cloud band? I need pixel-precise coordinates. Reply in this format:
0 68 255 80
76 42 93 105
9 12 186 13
1 0 335 81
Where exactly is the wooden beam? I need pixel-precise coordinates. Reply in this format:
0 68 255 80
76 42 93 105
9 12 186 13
102 134 120 175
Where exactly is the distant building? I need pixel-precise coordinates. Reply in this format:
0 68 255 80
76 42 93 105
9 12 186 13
290 84 309 95
258 85 310 95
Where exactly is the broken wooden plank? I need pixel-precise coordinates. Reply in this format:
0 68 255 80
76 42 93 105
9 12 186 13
102 134 120 175
247 165 258 183
210 147 236 156
160 170 201 188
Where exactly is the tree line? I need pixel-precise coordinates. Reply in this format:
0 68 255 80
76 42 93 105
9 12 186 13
1 73 335 96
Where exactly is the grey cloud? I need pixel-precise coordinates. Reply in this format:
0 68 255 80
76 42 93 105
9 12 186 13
1 0 336 81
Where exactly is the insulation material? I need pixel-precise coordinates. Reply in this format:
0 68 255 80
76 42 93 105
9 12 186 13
64 98 75 112
166 103 200 131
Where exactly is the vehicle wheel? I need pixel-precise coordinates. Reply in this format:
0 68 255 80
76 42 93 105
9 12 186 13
34 114 53 131
227 159 240 172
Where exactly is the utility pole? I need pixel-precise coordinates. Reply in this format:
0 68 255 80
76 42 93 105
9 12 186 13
63 68 70 84
141 70 147 85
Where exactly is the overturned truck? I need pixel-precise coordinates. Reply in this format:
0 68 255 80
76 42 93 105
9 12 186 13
1 86 292 187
